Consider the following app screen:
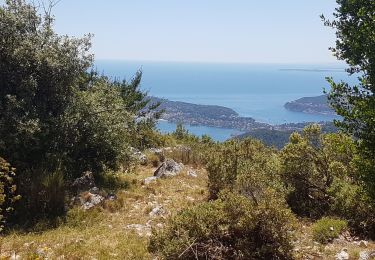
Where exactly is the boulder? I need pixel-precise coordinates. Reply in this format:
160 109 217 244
154 159 183 178
149 205 165 217
72 171 95 193
81 193 105 210
359 251 370 260
335 248 349 260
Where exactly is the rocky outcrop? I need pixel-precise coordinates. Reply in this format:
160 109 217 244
130 147 147 165
72 171 95 193
154 159 183 178
71 171 114 210
143 158 184 184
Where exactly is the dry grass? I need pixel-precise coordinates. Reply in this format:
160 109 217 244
293 219 375 259
1 164 374 259
0 165 208 259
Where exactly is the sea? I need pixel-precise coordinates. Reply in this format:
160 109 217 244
95 60 357 141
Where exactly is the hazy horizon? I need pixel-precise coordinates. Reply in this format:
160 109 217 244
46 0 340 64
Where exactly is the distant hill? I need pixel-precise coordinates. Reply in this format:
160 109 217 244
236 129 293 149
284 95 335 115
148 97 270 131
237 122 338 149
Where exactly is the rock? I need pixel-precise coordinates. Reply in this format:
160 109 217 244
154 162 167 178
156 223 164 228
126 224 151 237
359 251 370 260
89 186 100 194
72 171 95 193
10 252 20 260
144 176 158 185
359 240 368 248
149 205 165 217
187 169 197 178
107 192 117 201
82 193 105 210
335 248 349 260
130 147 148 165
154 159 183 178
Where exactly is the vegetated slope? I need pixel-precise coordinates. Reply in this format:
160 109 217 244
1 147 374 259
284 95 335 115
0 165 209 259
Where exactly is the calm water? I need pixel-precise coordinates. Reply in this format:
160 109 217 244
95 60 356 140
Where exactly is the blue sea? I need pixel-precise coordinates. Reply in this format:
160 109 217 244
95 60 357 141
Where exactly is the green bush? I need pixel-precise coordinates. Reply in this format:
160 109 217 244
280 125 357 219
65 207 103 228
0 157 20 231
312 217 348 244
206 138 282 200
328 177 375 238
41 171 66 217
96 171 130 191
149 191 296 260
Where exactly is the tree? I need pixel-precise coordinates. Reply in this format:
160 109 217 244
322 0 375 197
0 0 161 221
0 0 93 172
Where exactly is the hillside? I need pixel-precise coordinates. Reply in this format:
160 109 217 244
284 95 336 115
2 150 374 259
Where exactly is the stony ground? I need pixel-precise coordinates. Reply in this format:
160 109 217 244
0 165 208 259
1 163 374 259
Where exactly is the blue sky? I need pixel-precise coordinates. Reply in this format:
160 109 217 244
42 1 339 63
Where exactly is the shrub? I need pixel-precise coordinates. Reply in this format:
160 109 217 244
65 207 103 228
206 138 281 199
280 126 357 219
41 171 66 217
312 217 348 244
0 157 20 231
328 177 375 238
149 191 296 260
96 171 130 191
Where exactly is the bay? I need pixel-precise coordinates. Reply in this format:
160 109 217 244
95 60 356 140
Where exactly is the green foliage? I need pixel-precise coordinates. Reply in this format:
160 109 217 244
0 1 161 223
312 217 348 244
65 207 103 229
0 157 20 231
61 78 133 178
328 177 375 238
322 0 375 198
96 170 130 191
41 171 66 218
206 138 282 200
149 191 296 260
280 125 354 218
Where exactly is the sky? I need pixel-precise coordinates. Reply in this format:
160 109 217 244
27 1 341 63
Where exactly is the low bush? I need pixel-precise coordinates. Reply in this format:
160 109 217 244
96 171 130 191
149 191 296 260
207 138 281 199
65 207 104 228
312 217 348 243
